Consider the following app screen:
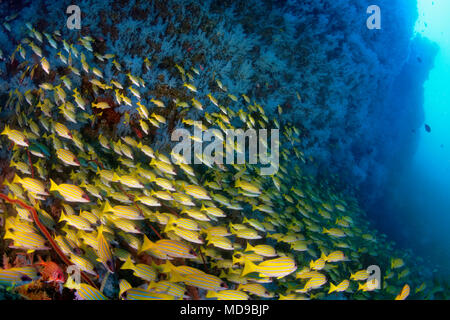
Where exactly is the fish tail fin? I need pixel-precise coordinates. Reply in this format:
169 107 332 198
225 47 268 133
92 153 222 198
161 260 175 273
245 242 254 252
49 179 58 192
139 235 154 254
357 283 364 291
232 255 241 266
328 283 337 294
103 200 112 214
1 125 9 135
12 174 22 185
170 271 185 283
241 259 257 277
120 256 134 271
205 291 217 299
59 210 67 223
164 223 175 234
4 229 14 239
112 172 120 182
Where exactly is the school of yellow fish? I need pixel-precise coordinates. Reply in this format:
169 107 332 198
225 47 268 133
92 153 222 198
0 24 444 300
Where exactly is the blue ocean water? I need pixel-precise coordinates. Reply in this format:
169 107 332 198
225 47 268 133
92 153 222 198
366 0 450 275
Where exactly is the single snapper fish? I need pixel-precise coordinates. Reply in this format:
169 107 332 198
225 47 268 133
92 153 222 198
96 225 115 273
395 284 410 300
50 179 90 202
177 272 228 292
40 57 50 74
0 268 34 287
54 122 73 139
241 256 297 278
206 289 249 300
1 125 29 147
4 229 50 252
122 288 175 300
147 281 186 299
119 279 132 297
328 279 350 294
237 283 274 298
184 184 211 200
12 174 49 196
56 148 80 166
69 254 97 276
103 202 144 220
245 243 277 257
75 284 108 300
140 236 197 259
350 269 370 281
120 256 157 282
92 101 111 109
296 273 327 293
167 225 203 244
59 211 93 231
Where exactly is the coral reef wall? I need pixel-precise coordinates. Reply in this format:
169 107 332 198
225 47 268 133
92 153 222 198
0 0 427 197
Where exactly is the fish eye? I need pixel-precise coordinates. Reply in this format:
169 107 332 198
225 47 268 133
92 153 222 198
220 282 227 288
21 275 32 282
235 253 241 258
189 249 195 255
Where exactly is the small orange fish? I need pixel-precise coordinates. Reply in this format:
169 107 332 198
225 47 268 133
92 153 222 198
35 256 65 283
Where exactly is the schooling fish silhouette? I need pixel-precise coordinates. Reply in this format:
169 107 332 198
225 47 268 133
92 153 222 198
425 124 431 133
